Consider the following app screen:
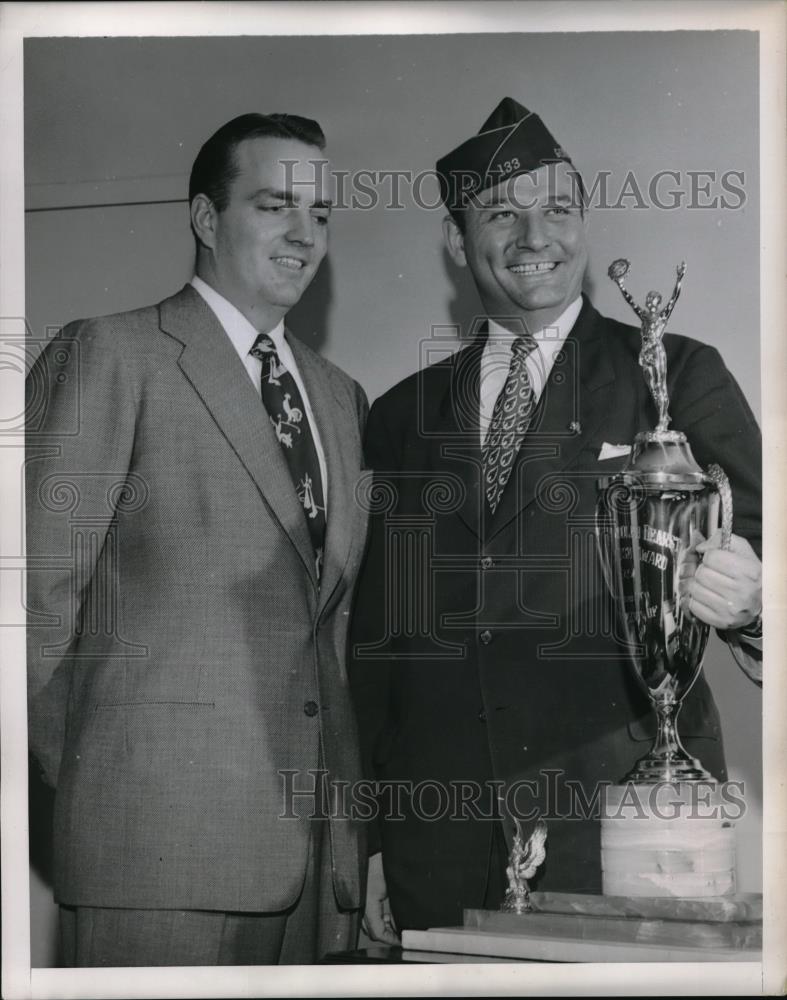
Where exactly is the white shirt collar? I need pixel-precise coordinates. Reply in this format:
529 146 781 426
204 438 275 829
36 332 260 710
486 296 583 352
190 275 286 356
485 297 582 399
478 297 583 446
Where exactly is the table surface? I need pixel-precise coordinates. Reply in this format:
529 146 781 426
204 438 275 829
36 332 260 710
322 946 539 964
324 894 764 964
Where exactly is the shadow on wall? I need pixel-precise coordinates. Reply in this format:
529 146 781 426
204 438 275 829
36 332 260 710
29 760 54 886
29 759 60 966
443 245 482 340
286 255 334 353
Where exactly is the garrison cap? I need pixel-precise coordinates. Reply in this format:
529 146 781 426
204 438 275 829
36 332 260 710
436 97 577 216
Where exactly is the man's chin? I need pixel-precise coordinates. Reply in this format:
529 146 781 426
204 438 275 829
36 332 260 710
265 282 310 309
508 291 568 317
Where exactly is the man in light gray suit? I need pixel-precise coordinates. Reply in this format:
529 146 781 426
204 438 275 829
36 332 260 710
26 113 368 966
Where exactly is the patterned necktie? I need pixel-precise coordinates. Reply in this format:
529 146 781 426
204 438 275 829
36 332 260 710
482 334 538 515
250 333 326 578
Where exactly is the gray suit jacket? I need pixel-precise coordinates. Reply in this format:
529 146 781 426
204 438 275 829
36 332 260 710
27 284 369 912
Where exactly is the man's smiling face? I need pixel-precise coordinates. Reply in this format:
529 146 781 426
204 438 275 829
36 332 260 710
197 135 331 329
445 162 588 333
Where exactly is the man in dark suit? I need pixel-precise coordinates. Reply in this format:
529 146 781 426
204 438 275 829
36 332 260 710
349 98 763 938
27 113 368 965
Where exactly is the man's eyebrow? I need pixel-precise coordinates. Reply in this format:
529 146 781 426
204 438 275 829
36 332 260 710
250 187 292 201
249 188 332 210
479 198 512 210
480 192 574 211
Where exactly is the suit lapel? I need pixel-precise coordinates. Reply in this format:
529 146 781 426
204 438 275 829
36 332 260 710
429 335 487 539
159 285 318 586
486 297 617 541
286 332 360 609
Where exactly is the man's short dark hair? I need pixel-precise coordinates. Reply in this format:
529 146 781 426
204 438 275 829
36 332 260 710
189 112 326 212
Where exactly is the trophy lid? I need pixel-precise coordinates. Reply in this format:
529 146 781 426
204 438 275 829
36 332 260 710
598 431 709 490
627 430 705 478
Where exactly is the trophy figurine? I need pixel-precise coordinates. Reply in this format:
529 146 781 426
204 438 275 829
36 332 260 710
596 259 733 783
501 819 548 914
608 257 685 434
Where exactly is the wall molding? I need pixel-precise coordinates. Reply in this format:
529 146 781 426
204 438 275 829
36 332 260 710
25 174 188 213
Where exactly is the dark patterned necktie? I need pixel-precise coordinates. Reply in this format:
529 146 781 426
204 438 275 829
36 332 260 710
482 334 538 515
250 333 326 578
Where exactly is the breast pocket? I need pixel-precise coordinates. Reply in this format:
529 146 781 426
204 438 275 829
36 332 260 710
586 443 632 473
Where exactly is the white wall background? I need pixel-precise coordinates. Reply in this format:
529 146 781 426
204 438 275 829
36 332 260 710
24 31 762 966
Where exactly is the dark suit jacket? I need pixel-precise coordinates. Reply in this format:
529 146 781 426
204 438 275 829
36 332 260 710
27 284 369 913
349 296 761 930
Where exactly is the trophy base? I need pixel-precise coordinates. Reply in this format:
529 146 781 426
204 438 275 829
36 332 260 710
501 893 532 915
601 783 737 899
624 749 714 784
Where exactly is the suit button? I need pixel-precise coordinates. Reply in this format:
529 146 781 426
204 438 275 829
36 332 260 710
480 630 492 645
303 700 319 717
478 709 487 722
481 556 493 569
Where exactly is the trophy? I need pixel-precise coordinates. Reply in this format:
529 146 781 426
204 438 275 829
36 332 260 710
596 259 733 783
502 819 548 914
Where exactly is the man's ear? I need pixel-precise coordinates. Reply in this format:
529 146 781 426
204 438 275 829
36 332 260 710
190 194 218 250
443 215 467 268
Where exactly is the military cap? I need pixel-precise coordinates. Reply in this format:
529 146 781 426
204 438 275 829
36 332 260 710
436 96 579 216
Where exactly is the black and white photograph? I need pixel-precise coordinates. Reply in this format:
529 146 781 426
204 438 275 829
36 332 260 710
1 2 784 997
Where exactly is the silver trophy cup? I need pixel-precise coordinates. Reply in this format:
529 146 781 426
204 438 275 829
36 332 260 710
596 259 733 783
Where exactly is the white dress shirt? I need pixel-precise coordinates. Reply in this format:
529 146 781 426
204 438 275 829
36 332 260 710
479 297 583 445
190 275 328 507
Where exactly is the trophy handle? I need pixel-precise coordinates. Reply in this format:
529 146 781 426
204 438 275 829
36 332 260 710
705 463 733 551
